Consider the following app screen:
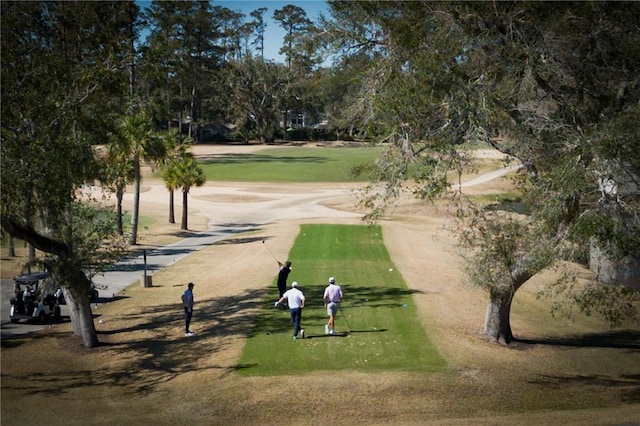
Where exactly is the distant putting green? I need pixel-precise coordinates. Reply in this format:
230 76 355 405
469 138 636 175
198 146 382 182
237 224 446 375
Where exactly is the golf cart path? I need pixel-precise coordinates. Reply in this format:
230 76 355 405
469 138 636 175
460 164 522 187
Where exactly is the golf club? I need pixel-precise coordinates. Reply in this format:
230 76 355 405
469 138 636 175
339 305 352 332
262 239 280 263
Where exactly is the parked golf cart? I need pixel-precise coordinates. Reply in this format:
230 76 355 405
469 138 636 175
9 271 62 323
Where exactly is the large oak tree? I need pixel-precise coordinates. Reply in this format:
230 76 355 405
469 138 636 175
1 1 137 347
327 0 640 343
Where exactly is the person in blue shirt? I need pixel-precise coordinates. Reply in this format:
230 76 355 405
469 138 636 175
181 282 195 336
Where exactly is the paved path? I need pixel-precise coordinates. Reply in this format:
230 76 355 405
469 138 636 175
459 164 522 188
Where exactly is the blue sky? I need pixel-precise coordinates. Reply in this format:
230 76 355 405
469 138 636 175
214 1 329 61
138 1 330 62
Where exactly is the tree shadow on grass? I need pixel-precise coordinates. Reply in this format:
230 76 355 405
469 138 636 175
1 288 270 397
294 284 424 311
2 281 423 397
529 373 640 403
513 330 640 350
304 329 388 339
199 153 333 166
510 330 640 404
0 327 70 349
210 236 266 246
94 295 130 304
214 222 264 231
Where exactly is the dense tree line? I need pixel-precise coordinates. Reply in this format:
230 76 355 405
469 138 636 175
2 1 638 347
137 1 334 143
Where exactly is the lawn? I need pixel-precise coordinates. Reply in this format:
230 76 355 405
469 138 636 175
197 145 383 182
238 224 446 375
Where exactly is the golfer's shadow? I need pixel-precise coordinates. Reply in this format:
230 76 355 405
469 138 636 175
305 329 388 339
346 328 388 334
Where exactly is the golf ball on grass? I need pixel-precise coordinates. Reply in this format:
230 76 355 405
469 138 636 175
389 268 393 271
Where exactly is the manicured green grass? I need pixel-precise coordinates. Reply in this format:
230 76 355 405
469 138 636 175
198 146 382 182
237 224 447 375
121 213 155 232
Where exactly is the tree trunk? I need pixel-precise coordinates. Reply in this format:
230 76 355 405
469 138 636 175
8 235 15 257
28 243 36 265
127 4 135 106
169 190 175 223
64 288 83 337
483 255 533 344
116 185 124 235
188 85 196 140
64 287 98 347
483 290 514 344
181 189 188 230
590 239 640 291
78 298 98 347
130 154 140 245
282 111 287 141
256 116 267 144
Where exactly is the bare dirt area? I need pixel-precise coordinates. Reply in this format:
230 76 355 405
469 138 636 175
2 143 639 425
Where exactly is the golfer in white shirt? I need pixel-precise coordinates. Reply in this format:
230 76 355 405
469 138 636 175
275 282 306 339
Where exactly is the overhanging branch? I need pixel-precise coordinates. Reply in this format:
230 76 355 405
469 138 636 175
1 216 69 260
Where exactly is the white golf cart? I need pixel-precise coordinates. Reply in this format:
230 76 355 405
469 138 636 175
9 271 62 323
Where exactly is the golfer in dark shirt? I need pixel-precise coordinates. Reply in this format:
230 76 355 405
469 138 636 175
277 260 292 298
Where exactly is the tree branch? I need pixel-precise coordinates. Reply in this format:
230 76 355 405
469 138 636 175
1 216 69 260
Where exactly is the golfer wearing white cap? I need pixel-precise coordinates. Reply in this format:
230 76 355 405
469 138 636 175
323 277 343 335
275 282 306 339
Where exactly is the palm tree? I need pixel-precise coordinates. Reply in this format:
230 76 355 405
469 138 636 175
159 130 193 224
161 162 180 224
112 112 166 245
103 155 135 235
176 155 206 230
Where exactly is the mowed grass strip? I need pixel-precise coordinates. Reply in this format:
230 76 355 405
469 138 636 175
198 146 382 182
237 224 447 375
